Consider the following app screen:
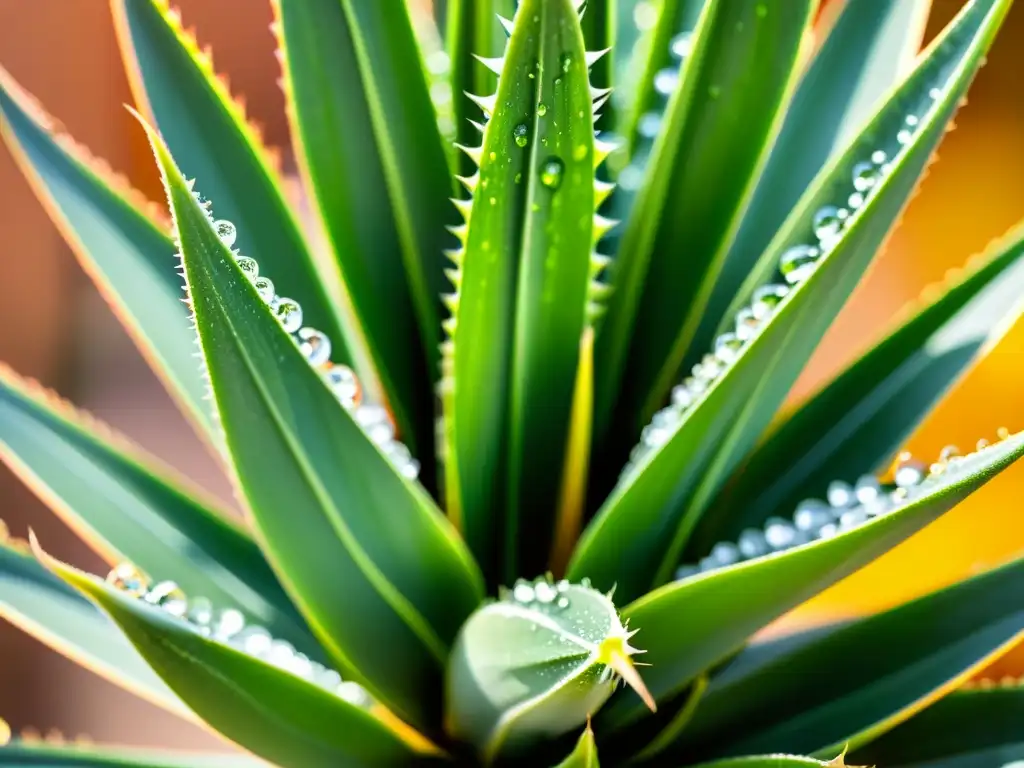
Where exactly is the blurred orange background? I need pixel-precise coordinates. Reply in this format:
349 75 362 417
0 0 1021 749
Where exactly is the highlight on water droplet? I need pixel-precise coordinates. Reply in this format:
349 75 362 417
253 276 275 304
852 161 880 192
779 244 820 285
560 52 573 73
513 123 529 148
236 256 259 281
298 328 331 368
214 219 237 247
272 297 303 333
812 206 843 244
670 32 692 58
540 157 565 189
537 102 548 117
654 68 679 96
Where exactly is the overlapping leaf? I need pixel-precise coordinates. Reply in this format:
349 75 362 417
0 741 259 767
144 121 482 731
570 0 1011 601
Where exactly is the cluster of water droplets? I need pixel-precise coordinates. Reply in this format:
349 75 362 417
675 431 1019 580
504 575 583 613
191 192 420 481
104 562 372 707
619 85 948 480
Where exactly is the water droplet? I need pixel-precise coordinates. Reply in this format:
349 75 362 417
670 32 692 58
817 522 839 539
316 667 343 690
634 0 657 30
654 68 679 95
273 297 303 333
794 499 833 532
513 123 529 147
325 365 358 407
356 404 394 445
896 129 912 145
854 475 881 504
710 541 740 567
848 192 865 209
977 438 990 451
939 444 961 462
540 157 565 189
764 517 798 550
338 681 372 707
253 276 275 304
143 581 187 617
998 427 1011 441
905 114 919 127
560 52 573 73
214 220 237 247
236 256 259 281
813 206 843 244
894 455 926 488
676 564 700 580
683 375 706 396
827 480 854 508
738 528 769 558
106 563 150 598
556 596 570 609
537 102 548 116
839 508 868 529
734 307 762 341
267 639 295 669
298 328 331 367
638 112 661 138
187 596 214 627
236 626 272 656
692 353 723 383
213 608 245 640
779 244 820 284
852 161 880 192
714 333 743 364
534 581 557 603
751 284 789 319
871 150 887 165
928 86 942 99
671 384 693 410
512 581 535 603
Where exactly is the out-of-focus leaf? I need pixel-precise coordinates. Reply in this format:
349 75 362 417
570 0 1011 601
0 68 210 438
273 0 452 453
446 579 652 761
47 554 432 768
693 756 851 768
112 0 353 364
690 0 931 361
592 430 1024 728
0 542 183 718
552 724 600 767
0 742 259 767
692 218 1024 555
594 0 813 451
0 366 316 657
674 555 1024 760
446 0 516 176
144 121 482 731
442 0 600 581
850 686 1024 767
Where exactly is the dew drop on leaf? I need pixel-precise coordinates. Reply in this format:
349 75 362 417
513 123 529 148
236 256 259 281
273 297 303 333
213 219 237 247
779 244 820 284
537 102 548 116
253 276 275 304
812 205 843 243
540 157 565 189
852 161 880 192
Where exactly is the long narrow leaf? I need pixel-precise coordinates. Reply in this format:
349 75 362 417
0 742 259 767
143 121 483 730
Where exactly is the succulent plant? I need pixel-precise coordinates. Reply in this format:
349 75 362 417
1 0 1024 764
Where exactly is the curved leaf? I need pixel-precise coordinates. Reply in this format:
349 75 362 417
0 742 258 767
443 0 602 580
594 0 814 449
46 554 431 768
690 0 931 361
595 430 1024 728
673 555 1024 760
0 542 183 718
850 686 1024 767
0 365 315 657
569 0 1011 601
273 0 452 452
144 121 483 730
446 578 651 761
694 757 851 768
0 68 209 438
553 724 600 767
111 0 353 364
692 218 1024 553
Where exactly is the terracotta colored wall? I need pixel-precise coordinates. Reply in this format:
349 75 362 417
0 0 1021 747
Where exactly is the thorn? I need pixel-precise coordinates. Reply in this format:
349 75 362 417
465 91 498 117
497 15 515 37
450 196 473 219
585 48 611 67
468 119 487 134
446 224 469 244
593 214 618 239
594 179 615 206
592 93 612 114
454 143 483 167
473 54 505 75
455 173 479 193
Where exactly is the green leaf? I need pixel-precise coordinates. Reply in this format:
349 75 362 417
112 0 353 368
0 542 183 718
0 365 315 657
273 0 453 453
850 686 1024 767
594 430 1024 728
46 555 432 768
442 0 602 580
0 742 259 767
691 218 1024 554
693 756 851 768
446 0 516 176
0 68 210 438
143 120 483 731
673 554 1024 761
594 0 814 449
446 578 653 761
689 0 931 361
569 0 1011 601
552 724 600 767
580 0 615 130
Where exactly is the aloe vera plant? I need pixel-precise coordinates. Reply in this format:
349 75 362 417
2 0 1024 764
